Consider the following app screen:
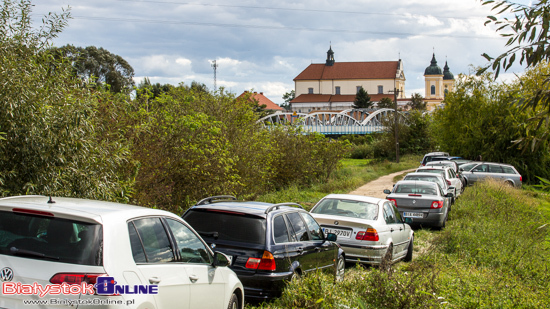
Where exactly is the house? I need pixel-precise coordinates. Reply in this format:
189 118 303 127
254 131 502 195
290 46 406 113
237 91 284 111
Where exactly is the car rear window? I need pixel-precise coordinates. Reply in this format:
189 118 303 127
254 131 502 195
311 198 378 220
184 210 266 245
502 166 517 174
395 183 438 195
0 210 103 266
404 175 444 188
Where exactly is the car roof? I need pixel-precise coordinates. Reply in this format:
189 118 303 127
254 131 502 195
318 194 385 205
186 201 304 219
0 195 177 222
418 165 449 170
405 172 445 179
424 152 449 156
394 180 439 187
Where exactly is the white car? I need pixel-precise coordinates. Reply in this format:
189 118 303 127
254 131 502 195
416 165 462 198
0 195 243 309
310 194 414 266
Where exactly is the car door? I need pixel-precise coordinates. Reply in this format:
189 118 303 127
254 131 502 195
469 164 487 184
286 211 317 272
300 212 336 270
447 168 462 196
128 217 190 309
164 218 226 309
382 202 408 260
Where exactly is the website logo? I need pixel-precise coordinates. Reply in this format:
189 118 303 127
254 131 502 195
95 277 158 295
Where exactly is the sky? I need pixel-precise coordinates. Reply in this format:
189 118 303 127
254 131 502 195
32 0 533 105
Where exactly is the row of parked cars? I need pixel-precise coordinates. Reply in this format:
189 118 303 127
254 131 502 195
383 151 522 229
0 152 522 308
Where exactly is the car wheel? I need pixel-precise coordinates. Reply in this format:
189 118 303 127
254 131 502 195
227 293 239 309
335 254 345 282
404 236 414 262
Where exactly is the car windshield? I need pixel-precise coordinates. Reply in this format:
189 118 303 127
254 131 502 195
184 210 266 245
311 198 378 220
0 210 103 266
404 175 444 188
395 183 438 195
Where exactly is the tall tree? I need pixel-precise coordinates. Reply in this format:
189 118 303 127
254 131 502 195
377 97 394 109
353 87 373 109
51 44 135 93
480 0 550 151
407 93 426 110
281 90 295 111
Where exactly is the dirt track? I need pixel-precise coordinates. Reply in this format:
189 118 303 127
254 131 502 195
348 168 416 198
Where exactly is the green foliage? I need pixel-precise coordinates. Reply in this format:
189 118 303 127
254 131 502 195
281 90 294 111
480 0 550 150
407 92 426 110
430 70 550 183
50 44 135 93
353 87 373 109
377 97 394 109
0 0 130 200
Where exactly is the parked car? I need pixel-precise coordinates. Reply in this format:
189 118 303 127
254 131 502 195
403 172 456 205
425 161 466 191
309 194 414 266
384 180 453 229
182 196 344 301
460 162 522 188
0 195 243 309
420 152 450 166
416 165 463 198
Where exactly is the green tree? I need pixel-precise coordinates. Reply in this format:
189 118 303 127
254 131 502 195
377 97 394 109
281 90 295 111
407 93 426 110
0 0 130 199
51 44 135 93
480 0 550 150
353 87 373 109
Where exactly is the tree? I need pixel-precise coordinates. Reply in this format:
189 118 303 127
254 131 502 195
480 0 550 151
377 97 394 109
407 93 426 110
353 87 373 109
281 90 295 111
50 44 135 93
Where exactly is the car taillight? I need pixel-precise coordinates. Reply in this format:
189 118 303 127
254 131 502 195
520 176 522 182
12 208 54 217
245 251 276 271
446 180 451 185
50 273 105 285
356 228 379 241
408 194 421 197
431 201 444 209
388 198 397 206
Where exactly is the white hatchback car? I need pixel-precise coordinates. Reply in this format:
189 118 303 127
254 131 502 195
0 195 243 309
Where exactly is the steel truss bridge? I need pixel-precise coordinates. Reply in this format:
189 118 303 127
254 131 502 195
257 108 405 135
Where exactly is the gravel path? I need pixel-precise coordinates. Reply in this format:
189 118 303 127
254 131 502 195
348 168 416 198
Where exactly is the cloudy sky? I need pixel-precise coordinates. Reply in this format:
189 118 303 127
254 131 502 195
32 0 531 105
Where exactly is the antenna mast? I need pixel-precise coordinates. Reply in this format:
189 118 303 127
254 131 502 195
211 60 218 91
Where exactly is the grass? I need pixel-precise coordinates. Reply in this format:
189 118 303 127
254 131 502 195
256 155 422 210
247 176 550 309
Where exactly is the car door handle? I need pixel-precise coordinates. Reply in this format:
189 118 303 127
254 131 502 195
149 277 161 284
390 228 394 232
189 274 199 282
297 247 303 254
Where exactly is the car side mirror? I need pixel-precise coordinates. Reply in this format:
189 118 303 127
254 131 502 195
213 251 231 267
326 233 337 242
459 168 464 172
448 186 454 190
445 193 454 198
383 189 391 194
404 217 413 224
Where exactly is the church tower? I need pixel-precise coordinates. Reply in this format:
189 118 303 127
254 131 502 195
424 53 454 110
325 45 335 66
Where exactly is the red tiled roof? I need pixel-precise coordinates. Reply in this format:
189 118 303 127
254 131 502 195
294 61 399 81
237 91 284 111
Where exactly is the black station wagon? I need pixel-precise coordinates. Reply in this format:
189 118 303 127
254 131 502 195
182 196 345 300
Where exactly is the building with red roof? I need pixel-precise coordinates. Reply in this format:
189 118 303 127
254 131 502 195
237 91 284 111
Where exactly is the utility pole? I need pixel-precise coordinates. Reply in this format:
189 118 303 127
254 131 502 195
211 60 218 91
389 88 400 163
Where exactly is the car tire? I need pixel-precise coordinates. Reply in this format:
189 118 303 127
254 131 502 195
335 254 345 282
227 293 239 309
404 236 414 262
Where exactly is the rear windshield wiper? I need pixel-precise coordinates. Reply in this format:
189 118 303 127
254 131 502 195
198 231 219 239
10 247 60 261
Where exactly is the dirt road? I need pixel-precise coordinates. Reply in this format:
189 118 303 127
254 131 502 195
348 168 416 198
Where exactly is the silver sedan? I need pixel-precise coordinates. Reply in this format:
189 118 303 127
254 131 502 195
384 180 453 229
310 194 414 266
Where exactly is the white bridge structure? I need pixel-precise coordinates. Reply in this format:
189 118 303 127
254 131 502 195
257 108 404 135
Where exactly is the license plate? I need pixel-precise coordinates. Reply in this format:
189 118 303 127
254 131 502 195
403 212 424 218
323 227 352 239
